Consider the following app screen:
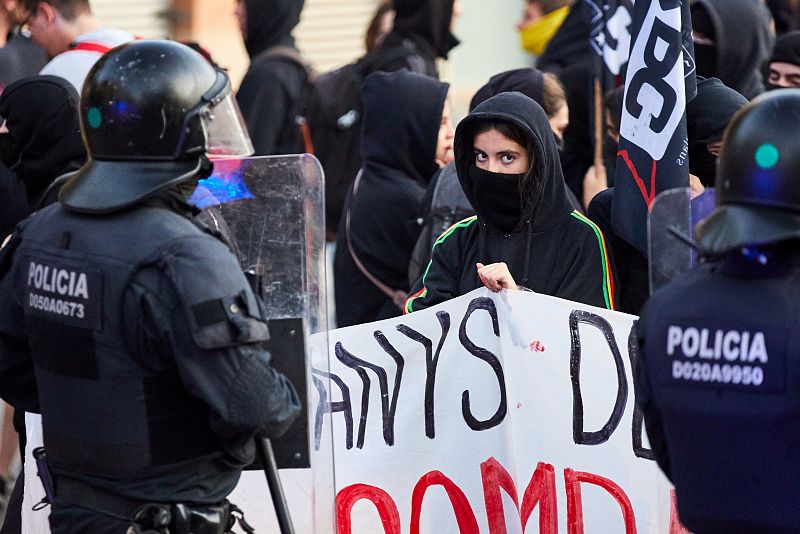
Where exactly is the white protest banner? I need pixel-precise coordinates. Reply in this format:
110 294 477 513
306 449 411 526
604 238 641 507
310 288 682 534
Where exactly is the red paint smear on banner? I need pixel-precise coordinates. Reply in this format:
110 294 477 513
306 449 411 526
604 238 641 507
336 483 401 534
617 149 657 208
529 341 546 352
564 468 637 534
410 470 480 534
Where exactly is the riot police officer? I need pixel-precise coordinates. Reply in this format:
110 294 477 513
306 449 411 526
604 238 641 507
0 40 301 533
636 89 800 534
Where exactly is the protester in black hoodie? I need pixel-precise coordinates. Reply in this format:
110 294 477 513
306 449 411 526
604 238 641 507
691 0 773 99
0 75 84 213
407 67 579 285
370 0 461 78
334 70 451 327
405 92 614 313
686 77 748 187
235 0 308 155
766 31 800 89
0 74 84 532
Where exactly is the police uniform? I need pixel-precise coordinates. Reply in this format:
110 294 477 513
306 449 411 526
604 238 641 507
636 89 800 534
0 41 300 533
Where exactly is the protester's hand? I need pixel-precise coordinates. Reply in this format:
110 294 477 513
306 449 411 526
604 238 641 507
476 262 517 292
436 147 455 168
583 164 608 209
689 174 705 199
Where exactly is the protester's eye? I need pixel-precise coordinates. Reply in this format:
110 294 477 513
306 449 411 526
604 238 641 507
768 70 781 83
501 154 515 164
475 150 487 163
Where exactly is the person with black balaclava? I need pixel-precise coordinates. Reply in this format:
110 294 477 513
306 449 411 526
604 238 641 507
334 69 453 327
407 69 578 285
0 75 85 212
766 30 800 89
369 0 461 78
691 0 773 100
405 92 615 314
235 0 309 155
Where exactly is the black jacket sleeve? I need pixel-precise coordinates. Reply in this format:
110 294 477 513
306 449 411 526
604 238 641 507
404 218 471 313
552 215 616 310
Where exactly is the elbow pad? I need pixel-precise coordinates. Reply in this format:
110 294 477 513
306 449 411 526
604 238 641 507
226 348 301 438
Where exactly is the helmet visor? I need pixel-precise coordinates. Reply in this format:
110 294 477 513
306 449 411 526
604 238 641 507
202 90 254 157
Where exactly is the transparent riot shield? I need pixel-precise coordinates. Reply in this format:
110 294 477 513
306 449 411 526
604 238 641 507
189 155 335 533
648 187 717 292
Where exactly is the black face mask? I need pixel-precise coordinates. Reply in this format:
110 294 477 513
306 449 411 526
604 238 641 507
693 43 716 78
0 134 19 171
468 165 524 233
688 145 718 187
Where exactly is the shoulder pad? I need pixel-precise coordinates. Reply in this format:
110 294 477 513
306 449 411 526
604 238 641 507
165 235 270 349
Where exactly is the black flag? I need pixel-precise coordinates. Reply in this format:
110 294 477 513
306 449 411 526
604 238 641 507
611 0 696 254
587 0 634 91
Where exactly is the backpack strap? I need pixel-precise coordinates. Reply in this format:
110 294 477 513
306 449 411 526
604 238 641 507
345 169 408 309
251 45 316 154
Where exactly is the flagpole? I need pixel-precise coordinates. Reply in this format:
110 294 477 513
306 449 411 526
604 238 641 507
593 58 604 171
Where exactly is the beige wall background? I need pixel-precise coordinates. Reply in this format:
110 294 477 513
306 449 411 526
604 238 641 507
92 0 535 122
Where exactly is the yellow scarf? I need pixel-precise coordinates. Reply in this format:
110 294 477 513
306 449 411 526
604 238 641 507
519 5 571 56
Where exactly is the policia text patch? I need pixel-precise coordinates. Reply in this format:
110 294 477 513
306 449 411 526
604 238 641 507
24 258 102 330
661 319 785 392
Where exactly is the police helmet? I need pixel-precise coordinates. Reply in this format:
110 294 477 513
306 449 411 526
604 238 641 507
60 40 253 213
695 89 800 255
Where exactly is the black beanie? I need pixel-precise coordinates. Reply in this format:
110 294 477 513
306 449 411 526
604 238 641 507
771 30 800 66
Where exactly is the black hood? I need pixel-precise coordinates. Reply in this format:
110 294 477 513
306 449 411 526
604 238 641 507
391 0 459 59
687 78 748 145
0 75 85 204
692 0 773 99
469 68 544 112
243 0 304 58
454 91 572 232
686 77 748 186
360 70 449 186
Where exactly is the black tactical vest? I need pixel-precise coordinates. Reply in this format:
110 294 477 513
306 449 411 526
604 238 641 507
638 260 800 533
16 202 265 480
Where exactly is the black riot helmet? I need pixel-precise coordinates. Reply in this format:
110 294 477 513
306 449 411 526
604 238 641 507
695 89 800 255
60 40 253 213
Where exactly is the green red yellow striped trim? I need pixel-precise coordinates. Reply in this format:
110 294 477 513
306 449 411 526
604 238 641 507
404 215 478 314
570 210 615 310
